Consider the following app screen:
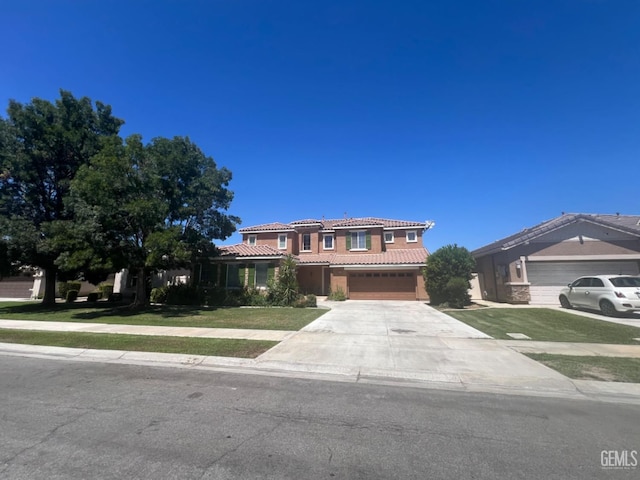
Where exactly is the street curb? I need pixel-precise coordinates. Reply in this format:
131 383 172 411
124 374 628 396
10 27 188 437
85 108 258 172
1 342 638 405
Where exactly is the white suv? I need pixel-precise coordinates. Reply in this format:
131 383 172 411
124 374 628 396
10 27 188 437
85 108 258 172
559 275 640 316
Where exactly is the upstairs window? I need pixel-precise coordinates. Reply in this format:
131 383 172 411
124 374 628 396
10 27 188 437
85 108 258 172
302 233 311 252
384 231 394 243
348 231 370 250
248 235 257 246
278 234 287 250
406 231 417 243
323 234 334 250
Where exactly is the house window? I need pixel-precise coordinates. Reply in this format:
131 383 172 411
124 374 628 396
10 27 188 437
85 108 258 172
384 231 394 243
248 235 257 246
323 234 334 250
351 231 367 250
302 233 311 251
278 234 287 250
255 263 268 287
406 231 417 243
227 264 241 288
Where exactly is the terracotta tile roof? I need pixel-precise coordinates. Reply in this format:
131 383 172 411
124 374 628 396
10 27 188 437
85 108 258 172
472 213 640 257
240 217 429 232
238 222 293 233
218 244 284 258
295 253 336 265
331 248 429 265
295 248 428 266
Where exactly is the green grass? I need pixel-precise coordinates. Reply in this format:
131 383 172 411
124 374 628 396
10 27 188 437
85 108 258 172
0 302 326 330
526 353 640 383
0 328 277 358
447 308 640 344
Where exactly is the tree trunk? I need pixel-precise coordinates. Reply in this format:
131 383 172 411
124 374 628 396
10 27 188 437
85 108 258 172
42 267 58 306
132 266 148 308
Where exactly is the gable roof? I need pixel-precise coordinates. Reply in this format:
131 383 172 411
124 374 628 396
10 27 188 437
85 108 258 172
472 213 640 257
239 217 429 233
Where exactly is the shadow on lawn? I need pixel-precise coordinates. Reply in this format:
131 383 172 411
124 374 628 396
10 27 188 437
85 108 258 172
0 301 220 319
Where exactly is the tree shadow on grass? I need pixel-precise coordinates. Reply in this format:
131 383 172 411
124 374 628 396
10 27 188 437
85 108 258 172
0 301 220 320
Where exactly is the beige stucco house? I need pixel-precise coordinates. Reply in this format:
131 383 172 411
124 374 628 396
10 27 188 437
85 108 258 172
472 213 640 305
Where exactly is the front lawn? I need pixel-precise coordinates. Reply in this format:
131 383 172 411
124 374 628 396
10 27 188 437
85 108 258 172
447 308 640 344
0 302 326 331
526 353 640 383
0 328 277 358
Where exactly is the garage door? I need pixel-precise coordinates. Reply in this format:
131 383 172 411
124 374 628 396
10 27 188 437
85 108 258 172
348 271 416 300
527 261 640 304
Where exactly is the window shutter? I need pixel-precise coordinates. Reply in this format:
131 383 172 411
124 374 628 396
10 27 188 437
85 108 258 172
238 264 246 286
248 264 255 286
366 231 371 250
268 264 275 282
346 233 352 250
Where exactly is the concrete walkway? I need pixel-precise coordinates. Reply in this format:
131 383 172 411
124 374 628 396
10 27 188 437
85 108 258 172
1 301 639 404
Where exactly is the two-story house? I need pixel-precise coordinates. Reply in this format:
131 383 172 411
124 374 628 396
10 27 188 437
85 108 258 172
198 217 432 300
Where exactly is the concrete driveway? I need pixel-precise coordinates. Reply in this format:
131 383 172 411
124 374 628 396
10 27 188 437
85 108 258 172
256 300 579 395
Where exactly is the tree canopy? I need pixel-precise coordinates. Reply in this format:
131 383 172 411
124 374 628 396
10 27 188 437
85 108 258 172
423 244 475 307
0 90 123 304
69 134 239 306
0 90 239 306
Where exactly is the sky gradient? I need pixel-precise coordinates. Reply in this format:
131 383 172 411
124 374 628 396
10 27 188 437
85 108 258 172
2 1 638 252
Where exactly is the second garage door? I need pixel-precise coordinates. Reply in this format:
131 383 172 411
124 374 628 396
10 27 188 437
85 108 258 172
527 260 640 304
348 271 416 300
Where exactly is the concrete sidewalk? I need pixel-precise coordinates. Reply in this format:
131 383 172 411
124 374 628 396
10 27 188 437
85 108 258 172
0 319 294 341
500 340 640 357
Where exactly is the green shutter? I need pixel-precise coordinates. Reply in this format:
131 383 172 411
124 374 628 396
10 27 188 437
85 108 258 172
267 264 275 282
247 264 255 287
238 264 246 286
346 233 351 250
366 231 371 250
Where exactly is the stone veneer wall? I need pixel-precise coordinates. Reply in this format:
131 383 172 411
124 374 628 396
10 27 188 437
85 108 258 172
504 284 531 304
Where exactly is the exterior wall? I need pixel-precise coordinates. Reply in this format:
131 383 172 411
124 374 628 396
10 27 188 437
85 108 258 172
297 265 325 295
384 229 424 250
296 228 320 255
416 271 429 300
242 232 294 254
329 267 349 296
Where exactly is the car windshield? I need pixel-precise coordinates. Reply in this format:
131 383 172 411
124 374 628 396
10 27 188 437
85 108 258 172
609 277 640 288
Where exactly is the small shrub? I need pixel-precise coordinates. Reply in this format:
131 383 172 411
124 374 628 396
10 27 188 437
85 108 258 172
165 284 204 306
267 255 299 306
98 283 114 299
327 286 347 301
203 287 227 306
66 290 79 303
150 286 169 304
87 292 100 302
245 287 269 306
58 281 82 299
444 277 471 309
304 294 317 307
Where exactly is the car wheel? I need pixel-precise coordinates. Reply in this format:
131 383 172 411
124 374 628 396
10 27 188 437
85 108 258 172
559 295 572 309
599 300 617 317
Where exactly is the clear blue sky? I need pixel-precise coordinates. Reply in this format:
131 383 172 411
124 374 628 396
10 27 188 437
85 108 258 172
2 1 638 252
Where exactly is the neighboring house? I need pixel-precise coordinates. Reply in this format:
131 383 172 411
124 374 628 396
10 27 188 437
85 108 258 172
472 213 640 305
197 217 433 300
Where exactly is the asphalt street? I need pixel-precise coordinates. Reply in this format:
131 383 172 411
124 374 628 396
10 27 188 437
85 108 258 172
1 356 638 479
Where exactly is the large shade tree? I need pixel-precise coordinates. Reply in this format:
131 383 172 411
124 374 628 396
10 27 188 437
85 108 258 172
0 90 123 305
70 134 239 307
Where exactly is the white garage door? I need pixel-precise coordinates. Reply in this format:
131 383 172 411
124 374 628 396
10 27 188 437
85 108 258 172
527 261 640 304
